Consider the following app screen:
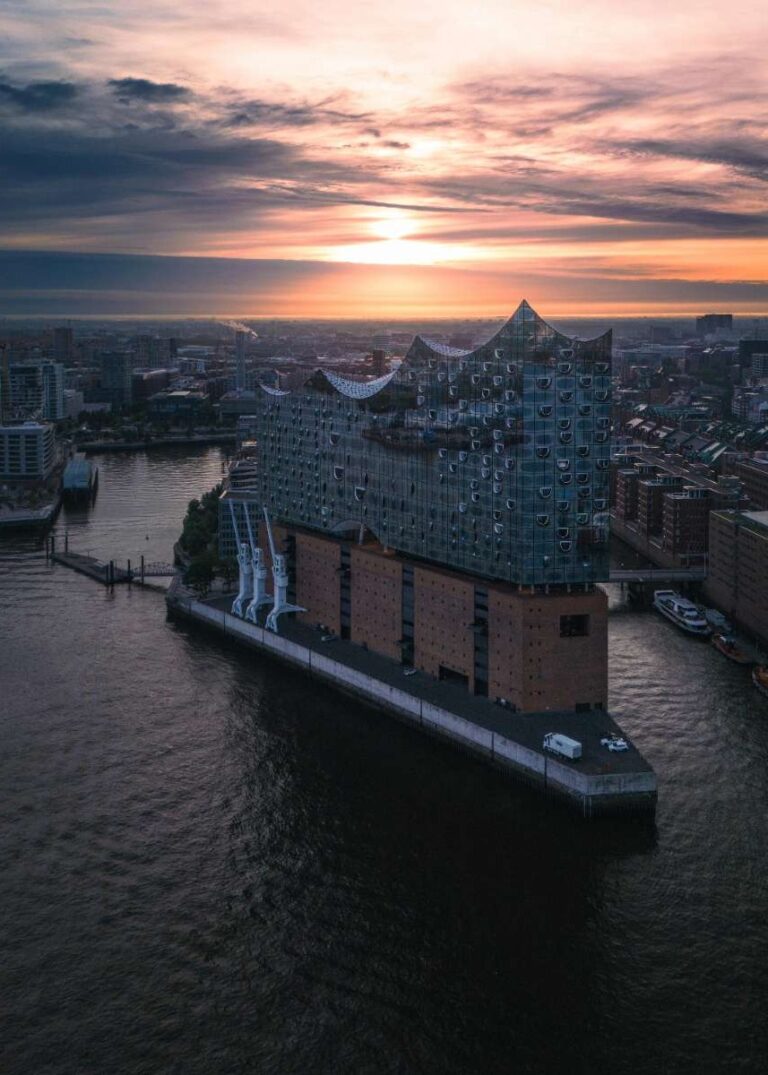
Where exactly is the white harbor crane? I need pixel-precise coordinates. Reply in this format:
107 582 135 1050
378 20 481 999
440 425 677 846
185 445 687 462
228 501 253 618
243 504 271 622
263 506 305 632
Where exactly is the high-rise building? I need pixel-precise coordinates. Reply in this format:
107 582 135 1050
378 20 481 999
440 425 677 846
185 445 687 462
220 301 612 711
99 351 133 409
696 313 733 337
6 361 64 421
52 326 74 362
0 421 56 480
235 331 247 391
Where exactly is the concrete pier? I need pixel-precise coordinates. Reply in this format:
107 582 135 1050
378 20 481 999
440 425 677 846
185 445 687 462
167 581 657 817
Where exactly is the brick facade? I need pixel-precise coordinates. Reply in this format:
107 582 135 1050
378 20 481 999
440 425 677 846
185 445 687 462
488 588 608 712
413 565 476 689
350 545 402 661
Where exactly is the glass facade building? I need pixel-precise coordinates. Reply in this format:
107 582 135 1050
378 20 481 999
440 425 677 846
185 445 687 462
224 302 611 587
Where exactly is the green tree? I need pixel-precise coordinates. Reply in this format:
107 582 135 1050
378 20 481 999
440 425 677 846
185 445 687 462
185 557 215 598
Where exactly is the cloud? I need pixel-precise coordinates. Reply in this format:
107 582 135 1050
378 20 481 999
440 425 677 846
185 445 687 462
108 77 190 103
0 78 78 111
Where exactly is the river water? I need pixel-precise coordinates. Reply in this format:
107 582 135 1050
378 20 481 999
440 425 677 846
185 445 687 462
1 447 767 1075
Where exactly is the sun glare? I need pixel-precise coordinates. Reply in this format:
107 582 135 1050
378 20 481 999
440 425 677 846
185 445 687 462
371 213 412 241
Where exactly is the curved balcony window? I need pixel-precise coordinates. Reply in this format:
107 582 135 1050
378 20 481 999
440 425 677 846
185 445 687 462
559 390 573 403
557 459 570 471
493 429 504 441
505 389 516 402
493 481 503 494
329 432 340 446
558 361 573 374
558 500 571 513
596 459 609 470
560 432 573 444
494 469 504 481
577 445 590 457
539 486 552 498
494 443 505 455
506 498 516 510
538 405 553 417
594 498 607 510
557 527 570 539
333 466 345 481
559 474 573 485
559 540 572 552
536 514 550 527
448 463 458 474
506 363 516 374
558 418 572 430
458 502 467 513
506 417 517 430
578 487 591 499
459 451 468 462
495 402 505 416
459 399 469 411
505 458 516 470
470 479 479 491
437 370 447 382
595 390 610 402
595 431 609 443
354 487 366 501
597 417 610 429
536 375 552 390
480 467 490 480
481 388 491 400
536 447 551 459
595 361 609 373
448 412 458 424
470 426 479 437
494 522 504 535
578 404 592 416
471 374 481 386
580 375 592 388
471 439 481 451
449 385 458 398
428 408 437 420
577 512 590 525
576 473 590 484
483 361 493 372
471 492 481 504
438 448 447 459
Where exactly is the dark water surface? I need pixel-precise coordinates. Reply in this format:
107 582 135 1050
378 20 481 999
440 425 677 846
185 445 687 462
2 448 767 1075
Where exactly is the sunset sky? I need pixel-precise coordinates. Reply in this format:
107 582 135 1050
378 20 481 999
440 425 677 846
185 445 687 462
1 0 767 316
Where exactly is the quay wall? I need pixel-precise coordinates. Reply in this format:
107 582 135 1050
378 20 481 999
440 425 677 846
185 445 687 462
170 592 657 816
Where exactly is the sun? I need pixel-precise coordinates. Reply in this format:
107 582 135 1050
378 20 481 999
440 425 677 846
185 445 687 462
371 212 412 242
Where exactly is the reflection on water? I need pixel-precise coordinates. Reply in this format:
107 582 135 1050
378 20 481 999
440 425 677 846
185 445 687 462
1 448 767 1074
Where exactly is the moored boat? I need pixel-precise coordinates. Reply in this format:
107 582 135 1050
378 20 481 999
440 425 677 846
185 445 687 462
711 633 753 665
703 607 732 634
652 590 711 636
753 665 768 700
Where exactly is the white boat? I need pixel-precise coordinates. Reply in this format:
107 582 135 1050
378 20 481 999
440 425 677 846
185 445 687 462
652 590 711 636
703 607 732 633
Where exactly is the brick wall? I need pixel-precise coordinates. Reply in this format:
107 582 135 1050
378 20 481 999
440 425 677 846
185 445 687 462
293 531 342 632
350 545 403 661
413 565 475 688
488 588 608 712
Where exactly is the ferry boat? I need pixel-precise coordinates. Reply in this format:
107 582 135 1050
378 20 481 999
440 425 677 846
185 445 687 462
752 665 768 700
711 633 753 665
652 590 711 636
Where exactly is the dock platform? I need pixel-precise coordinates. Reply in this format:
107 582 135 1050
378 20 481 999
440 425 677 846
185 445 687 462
167 582 657 817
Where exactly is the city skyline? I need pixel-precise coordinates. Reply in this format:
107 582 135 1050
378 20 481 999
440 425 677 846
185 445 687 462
1 0 767 315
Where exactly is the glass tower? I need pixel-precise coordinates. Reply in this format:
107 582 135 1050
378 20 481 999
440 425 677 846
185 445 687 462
239 301 611 586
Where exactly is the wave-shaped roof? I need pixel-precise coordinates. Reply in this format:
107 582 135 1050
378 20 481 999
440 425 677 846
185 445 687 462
320 369 398 398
